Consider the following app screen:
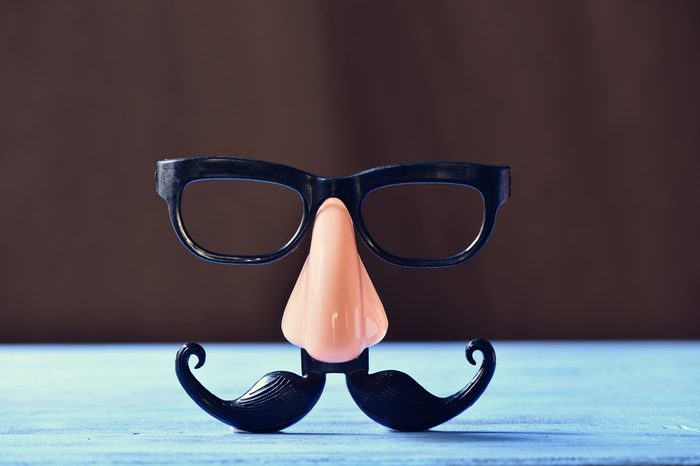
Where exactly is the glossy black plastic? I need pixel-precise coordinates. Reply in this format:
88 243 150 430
346 339 496 431
156 157 510 267
176 340 495 432
176 343 325 433
159 157 510 432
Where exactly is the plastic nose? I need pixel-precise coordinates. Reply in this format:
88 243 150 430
281 198 388 363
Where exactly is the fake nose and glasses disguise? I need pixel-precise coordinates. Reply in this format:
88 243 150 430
157 157 510 432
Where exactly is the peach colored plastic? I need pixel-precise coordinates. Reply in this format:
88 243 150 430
281 198 388 363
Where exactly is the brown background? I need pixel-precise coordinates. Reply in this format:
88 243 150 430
1 1 699 343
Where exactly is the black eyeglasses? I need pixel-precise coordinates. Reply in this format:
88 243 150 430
156 157 510 267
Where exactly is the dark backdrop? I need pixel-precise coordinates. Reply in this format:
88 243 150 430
2 1 699 342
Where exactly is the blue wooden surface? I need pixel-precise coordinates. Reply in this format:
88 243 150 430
2 342 699 465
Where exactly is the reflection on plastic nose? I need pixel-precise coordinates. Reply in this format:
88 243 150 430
281 198 388 363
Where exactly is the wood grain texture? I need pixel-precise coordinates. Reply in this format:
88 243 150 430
1 342 699 465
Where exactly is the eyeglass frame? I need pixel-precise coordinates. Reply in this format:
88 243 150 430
156 157 510 268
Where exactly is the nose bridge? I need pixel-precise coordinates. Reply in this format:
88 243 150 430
326 177 357 208
309 198 357 260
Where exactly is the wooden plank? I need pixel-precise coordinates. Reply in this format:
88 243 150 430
1 342 699 465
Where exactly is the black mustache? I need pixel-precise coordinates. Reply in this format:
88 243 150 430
175 339 495 433
345 339 496 431
176 342 325 433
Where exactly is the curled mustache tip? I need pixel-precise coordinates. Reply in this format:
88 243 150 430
466 338 496 366
178 341 206 369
